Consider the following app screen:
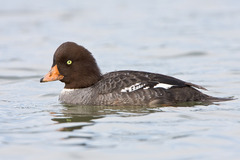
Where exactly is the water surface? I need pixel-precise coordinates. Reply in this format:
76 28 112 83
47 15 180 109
0 0 240 159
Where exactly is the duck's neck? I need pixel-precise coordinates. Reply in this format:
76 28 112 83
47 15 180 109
64 69 102 89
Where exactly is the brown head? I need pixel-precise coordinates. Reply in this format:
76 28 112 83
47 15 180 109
40 42 102 89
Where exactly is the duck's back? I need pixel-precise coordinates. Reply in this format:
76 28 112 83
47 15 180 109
93 71 212 106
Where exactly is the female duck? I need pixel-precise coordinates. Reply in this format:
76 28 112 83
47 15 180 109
40 42 232 106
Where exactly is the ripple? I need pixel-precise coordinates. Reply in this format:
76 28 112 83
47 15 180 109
4 67 41 72
0 58 22 62
39 93 59 98
177 51 208 57
0 75 41 80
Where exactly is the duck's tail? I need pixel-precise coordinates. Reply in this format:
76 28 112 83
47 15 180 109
206 96 236 102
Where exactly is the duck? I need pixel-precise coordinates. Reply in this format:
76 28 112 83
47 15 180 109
40 42 232 107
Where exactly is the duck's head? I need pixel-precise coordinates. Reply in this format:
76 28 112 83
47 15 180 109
40 42 102 89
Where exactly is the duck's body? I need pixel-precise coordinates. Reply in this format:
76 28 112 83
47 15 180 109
59 71 213 106
40 42 232 106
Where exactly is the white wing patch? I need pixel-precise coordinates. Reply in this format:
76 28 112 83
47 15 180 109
121 82 175 92
143 86 150 90
153 83 174 89
121 83 146 92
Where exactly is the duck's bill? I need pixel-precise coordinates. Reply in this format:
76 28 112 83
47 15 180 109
40 65 64 83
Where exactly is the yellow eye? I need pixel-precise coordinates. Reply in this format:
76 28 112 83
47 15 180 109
67 60 72 65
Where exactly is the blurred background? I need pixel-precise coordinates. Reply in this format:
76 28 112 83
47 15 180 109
0 0 240 159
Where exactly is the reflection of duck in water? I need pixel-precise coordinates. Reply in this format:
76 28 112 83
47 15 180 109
52 105 152 132
41 42 233 107
52 105 103 132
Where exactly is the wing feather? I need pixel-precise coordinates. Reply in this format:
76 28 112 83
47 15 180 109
96 70 206 94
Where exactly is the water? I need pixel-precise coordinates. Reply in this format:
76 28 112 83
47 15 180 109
1 0 240 159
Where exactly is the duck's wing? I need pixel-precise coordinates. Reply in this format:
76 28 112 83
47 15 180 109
97 70 207 94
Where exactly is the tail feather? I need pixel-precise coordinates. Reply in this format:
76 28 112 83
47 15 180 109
206 96 235 102
169 86 235 104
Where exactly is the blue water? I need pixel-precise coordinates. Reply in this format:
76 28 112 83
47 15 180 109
0 0 240 159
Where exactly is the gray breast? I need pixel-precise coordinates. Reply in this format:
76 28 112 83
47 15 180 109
59 88 95 105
